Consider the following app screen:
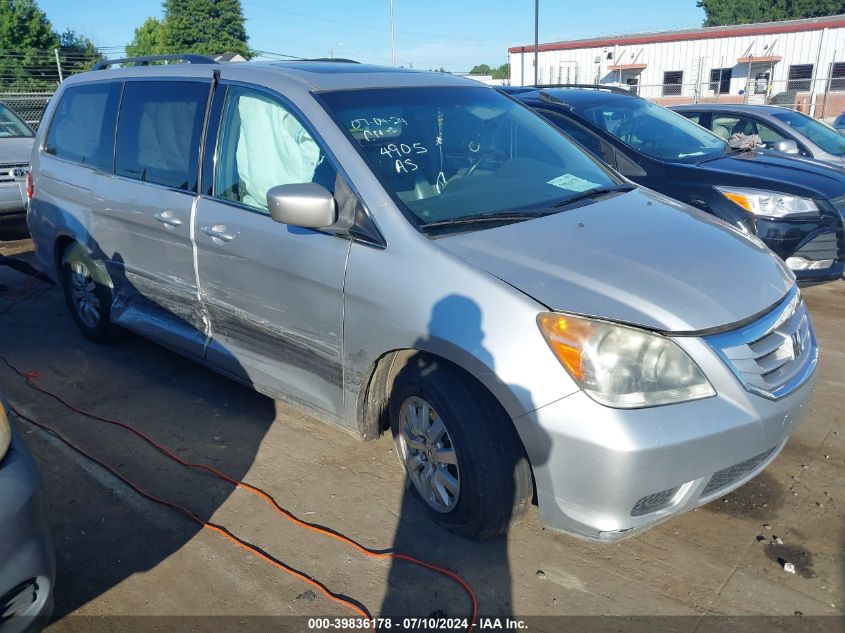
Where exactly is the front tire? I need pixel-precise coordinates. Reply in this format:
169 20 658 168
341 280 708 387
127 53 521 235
389 355 532 541
60 245 116 343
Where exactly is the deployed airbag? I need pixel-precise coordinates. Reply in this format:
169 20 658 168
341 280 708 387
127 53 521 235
236 94 321 209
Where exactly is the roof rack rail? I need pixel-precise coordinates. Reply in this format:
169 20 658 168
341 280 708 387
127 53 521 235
533 83 634 95
297 57 360 63
93 54 218 70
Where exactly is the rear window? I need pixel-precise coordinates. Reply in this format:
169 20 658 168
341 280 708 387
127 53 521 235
44 82 120 169
115 80 208 190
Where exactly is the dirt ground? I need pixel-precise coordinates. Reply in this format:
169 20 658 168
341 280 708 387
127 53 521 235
0 241 843 633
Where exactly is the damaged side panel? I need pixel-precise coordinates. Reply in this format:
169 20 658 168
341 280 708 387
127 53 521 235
109 268 208 359
193 196 351 424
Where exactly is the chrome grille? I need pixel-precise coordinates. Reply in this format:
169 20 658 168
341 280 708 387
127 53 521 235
0 163 29 184
705 287 817 400
702 447 775 497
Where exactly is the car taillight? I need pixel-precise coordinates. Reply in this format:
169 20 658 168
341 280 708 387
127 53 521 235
25 172 33 200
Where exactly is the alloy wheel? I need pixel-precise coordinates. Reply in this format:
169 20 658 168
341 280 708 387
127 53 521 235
397 395 460 513
68 260 100 329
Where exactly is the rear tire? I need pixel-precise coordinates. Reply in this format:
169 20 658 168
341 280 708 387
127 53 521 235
389 354 532 541
59 245 116 343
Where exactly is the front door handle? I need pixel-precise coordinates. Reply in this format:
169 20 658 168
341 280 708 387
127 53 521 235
202 224 235 243
154 211 182 227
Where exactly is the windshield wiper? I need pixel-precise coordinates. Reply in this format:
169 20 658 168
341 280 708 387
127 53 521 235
551 184 634 208
419 210 555 230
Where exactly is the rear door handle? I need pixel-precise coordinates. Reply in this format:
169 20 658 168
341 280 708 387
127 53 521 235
154 211 182 227
202 224 235 243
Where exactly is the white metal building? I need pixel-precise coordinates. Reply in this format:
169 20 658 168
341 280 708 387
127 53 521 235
508 14 845 117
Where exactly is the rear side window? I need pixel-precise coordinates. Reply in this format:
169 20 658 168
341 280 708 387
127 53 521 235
44 82 120 169
115 81 208 191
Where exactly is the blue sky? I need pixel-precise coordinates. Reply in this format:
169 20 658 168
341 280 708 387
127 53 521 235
39 0 705 72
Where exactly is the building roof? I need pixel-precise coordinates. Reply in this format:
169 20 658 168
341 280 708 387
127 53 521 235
509 14 845 54
214 52 247 62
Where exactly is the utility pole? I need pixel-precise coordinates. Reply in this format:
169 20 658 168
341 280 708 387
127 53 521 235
389 0 397 66
534 0 539 85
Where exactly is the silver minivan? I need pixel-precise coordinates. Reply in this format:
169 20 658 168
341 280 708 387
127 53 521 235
27 57 818 542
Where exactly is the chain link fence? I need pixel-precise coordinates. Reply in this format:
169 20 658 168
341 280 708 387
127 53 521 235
0 92 53 130
0 48 100 130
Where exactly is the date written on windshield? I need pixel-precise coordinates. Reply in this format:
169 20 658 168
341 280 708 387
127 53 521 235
350 116 408 142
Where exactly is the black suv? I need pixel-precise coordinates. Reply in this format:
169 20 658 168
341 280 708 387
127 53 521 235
504 85 845 285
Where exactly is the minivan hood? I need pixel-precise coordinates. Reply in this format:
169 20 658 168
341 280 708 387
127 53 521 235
693 150 845 198
0 137 34 165
437 189 793 332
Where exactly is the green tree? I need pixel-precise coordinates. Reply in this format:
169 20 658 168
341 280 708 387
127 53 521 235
160 0 250 58
469 63 492 75
58 28 103 75
698 0 845 26
492 63 510 80
125 16 164 57
0 0 59 88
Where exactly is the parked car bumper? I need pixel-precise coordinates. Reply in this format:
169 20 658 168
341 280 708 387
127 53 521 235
0 408 55 633
0 182 27 223
514 334 816 543
755 208 845 284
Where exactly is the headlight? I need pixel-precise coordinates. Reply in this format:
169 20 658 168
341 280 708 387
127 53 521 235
537 313 716 408
716 187 818 218
0 403 10 461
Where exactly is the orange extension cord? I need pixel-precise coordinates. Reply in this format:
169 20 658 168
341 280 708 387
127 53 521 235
0 354 478 631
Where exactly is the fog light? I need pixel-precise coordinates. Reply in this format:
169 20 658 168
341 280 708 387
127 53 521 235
785 256 833 271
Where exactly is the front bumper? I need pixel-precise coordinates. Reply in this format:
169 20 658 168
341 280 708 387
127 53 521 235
514 336 817 543
0 417 55 633
0 182 27 223
756 213 845 284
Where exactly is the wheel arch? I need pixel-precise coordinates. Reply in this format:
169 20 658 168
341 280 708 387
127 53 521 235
54 236 113 288
356 347 534 454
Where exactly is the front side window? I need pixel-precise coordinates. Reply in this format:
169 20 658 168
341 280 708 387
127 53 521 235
115 81 208 190
711 115 788 148
214 86 335 213
0 103 33 138
318 86 620 229
44 83 119 169
572 96 726 163
769 108 845 156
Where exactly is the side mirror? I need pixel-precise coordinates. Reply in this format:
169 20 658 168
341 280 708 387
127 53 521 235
772 139 800 154
266 183 337 228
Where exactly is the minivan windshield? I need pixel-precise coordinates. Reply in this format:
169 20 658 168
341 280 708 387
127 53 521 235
571 96 727 163
0 103 34 138
769 108 845 156
318 86 622 230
